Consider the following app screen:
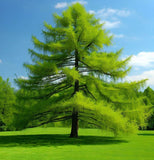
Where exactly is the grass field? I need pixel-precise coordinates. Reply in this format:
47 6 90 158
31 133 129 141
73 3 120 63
0 127 153 160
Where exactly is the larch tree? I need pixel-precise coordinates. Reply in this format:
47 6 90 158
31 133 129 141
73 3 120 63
16 3 148 137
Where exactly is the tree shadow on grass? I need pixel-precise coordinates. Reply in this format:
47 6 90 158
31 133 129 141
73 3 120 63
0 134 128 147
138 133 154 136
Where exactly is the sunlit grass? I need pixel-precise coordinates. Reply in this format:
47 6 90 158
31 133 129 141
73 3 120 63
0 127 153 160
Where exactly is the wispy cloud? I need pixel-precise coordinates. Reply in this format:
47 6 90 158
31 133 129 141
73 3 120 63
89 8 130 29
72 1 87 5
114 34 124 38
101 20 121 29
89 10 95 14
130 52 154 67
55 2 67 9
20 76 28 80
55 1 87 9
97 8 130 19
89 8 130 19
0 59 2 63
108 33 124 38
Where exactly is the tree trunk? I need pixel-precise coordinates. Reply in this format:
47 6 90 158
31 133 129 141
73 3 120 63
70 49 79 138
70 107 78 138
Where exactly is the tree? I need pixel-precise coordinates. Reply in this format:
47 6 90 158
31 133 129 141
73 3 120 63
16 3 147 137
12 89 37 130
143 87 154 129
144 87 154 104
0 77 15 130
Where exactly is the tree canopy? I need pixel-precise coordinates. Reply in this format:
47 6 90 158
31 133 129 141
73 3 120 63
143 87 154 129
16 3 148 137
0 77 15 130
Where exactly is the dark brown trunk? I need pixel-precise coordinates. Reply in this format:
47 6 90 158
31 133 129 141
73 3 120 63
70 50 79 138
70 106 78 138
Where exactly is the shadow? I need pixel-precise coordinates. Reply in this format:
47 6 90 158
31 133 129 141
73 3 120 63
138 133 154 136
0 134 128 147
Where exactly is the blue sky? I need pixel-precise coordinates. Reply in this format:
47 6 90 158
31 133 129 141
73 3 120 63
1 0 154 89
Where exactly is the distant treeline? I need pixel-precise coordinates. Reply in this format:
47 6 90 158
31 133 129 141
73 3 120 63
142 87 154 130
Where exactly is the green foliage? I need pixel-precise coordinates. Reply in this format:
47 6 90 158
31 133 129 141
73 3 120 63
143 87 154 129
0 77 16 130
144 87 154 104
15 3 148 135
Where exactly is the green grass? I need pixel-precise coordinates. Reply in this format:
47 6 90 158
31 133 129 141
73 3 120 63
0 127 153 160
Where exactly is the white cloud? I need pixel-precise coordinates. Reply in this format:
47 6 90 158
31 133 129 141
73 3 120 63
0 59 2 63
114 34 124 38
55 1 87 9
108 33 124 38
102 20 121 29
89 10 95 14
88 8 130 29
55 2 67 9
72 0 87 5
125 51 154 88
130 52 154 67
20 76 28 80
126 70 154 86
97 8 130 18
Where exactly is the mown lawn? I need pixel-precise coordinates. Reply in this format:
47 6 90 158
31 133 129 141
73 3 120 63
0 127 153 160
